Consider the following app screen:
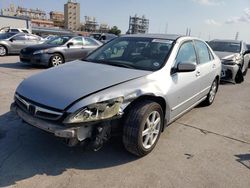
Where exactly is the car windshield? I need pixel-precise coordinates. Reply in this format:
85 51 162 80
209 41 241 53
46 36 72 45
0 33 16 40
85 37 173 71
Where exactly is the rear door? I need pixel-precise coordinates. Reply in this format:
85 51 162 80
9 34 27 53
25 34 41 47
193 40 217 98
168 40 201 120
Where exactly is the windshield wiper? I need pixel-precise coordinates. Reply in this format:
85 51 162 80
102 61 136 69
84 59 136 69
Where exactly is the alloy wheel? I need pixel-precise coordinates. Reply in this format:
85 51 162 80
142 111 161 149
209 81 217 103
0 46 6 56
51 55 63 66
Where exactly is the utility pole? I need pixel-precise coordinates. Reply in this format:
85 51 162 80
235 32 239 40
165 23 168 34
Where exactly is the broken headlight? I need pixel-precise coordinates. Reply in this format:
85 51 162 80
63 97 124 124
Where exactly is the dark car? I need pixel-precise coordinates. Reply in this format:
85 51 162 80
20 35 102 67
90 33 117 43
247 44 250 50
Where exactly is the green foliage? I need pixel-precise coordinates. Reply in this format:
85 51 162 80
109 26 121 36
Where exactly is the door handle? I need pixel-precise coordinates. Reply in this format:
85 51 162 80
196 71 201 77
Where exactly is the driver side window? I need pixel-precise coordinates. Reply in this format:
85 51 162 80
175 41 197 66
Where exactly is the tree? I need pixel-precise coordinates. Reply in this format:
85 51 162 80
109 26 121 36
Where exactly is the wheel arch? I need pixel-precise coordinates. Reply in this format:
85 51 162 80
51 52 65 62
123 95 170 132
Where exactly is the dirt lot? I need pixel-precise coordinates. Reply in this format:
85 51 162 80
0 56 250 188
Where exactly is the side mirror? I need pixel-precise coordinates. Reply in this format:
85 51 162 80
67 42 74 48
243 50 250 56
177 62 197 72
9 38 14 42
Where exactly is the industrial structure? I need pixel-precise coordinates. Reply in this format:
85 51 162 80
64 0 80 31
127 15 149 34
82 16 98 32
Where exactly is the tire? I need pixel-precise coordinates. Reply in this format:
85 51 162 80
123 100 164 157
235 69 244 83
49 53 64 67
203 79 218 106
0 45 7 56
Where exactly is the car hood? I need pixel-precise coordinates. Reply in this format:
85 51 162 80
16 61 151 110
214 51 239 60
23 43 59 52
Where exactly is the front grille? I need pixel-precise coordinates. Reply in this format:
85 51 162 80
15 94 63 121
20 57 31 62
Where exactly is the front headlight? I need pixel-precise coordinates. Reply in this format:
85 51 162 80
232 54 242 64
63 97 124 124
33 49 49 55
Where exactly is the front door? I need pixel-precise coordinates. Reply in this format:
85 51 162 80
168 41 201 120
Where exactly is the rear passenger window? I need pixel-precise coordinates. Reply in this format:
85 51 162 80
194 41 211 64
176 41 197 64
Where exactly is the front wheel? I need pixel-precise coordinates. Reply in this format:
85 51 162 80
203 79 218 106
0 45 7 56
49 54 64 67
123 101 164 157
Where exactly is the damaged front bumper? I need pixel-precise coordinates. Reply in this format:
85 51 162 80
10 102 93 141
221 63 239 83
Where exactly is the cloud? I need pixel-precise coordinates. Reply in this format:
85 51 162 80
225 8 250 24
192 0 224 6
205 19 221 26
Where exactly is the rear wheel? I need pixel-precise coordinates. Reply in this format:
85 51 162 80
0 45 7 56
123 100 163 157
203 79 218 106
235 69 244 83
50 54 64 67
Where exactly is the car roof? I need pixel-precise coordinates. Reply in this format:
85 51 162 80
210 39 241 43
121 34 183 40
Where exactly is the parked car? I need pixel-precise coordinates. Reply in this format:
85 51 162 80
0 32 43 56
20 35 102 67
11 34 221 156
90 33 117 43
247 44 250 50
209 40 250 83
0 27 31 34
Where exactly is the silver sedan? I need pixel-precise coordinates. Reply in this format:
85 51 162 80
0 32 43 56
11 34 221 157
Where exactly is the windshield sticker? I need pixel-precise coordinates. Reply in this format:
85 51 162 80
153 62 160 67
152 39 173 44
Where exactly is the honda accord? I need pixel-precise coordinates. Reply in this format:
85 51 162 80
11 34 221 156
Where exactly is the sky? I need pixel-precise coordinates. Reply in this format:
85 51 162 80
1 0 250 42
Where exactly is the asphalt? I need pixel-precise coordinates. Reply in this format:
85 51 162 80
0 56 250 188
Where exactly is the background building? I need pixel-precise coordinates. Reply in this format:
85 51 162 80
1 4 16 17
64 0 80 31
50 11 64 28
127 15 149 34
16 7 47 20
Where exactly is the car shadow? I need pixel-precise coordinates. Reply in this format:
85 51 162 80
235 153 250 170
0 111 138 187
0 62 45 70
